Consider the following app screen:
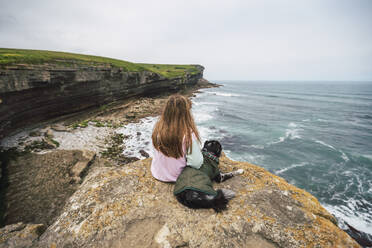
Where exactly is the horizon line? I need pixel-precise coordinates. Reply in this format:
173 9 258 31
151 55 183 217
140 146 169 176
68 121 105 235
208 79 372 83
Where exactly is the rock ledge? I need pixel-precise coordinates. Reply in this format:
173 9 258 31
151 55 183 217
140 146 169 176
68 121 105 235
31 155 359 248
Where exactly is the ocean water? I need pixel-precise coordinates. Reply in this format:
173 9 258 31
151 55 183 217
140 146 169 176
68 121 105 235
117 80 372 235
191 80 372 235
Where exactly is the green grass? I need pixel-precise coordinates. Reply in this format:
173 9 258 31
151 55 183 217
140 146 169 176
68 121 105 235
0 48 202 78
138 63 201 78
70 120 89 129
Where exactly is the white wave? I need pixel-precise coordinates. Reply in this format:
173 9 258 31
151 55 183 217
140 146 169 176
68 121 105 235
198 126 229 145
288 122 298 128
269 136 286 145
269 123 302 145
314 140 336 150
206 91 241 97
363 154 372 161
341 152 350 162
275 162 308 175
244 154 265 164
355 173 364 195
192 101 218 106
223 150 237 161
116 116 158 159
285 128 301 139
198 126 216 141
341 170 353 176
222 150 264 164
314 140 350 162
193 111 214 123
323 202 372 235
247 144 265 149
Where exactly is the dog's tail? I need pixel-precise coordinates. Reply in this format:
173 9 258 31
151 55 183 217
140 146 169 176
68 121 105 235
212 189 229 212
176 189 235 212
213 189 236 212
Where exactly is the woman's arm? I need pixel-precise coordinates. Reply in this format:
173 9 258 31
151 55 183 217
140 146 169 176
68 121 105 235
186 138 203 169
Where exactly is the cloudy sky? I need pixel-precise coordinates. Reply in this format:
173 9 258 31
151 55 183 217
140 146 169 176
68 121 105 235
0 0 371 81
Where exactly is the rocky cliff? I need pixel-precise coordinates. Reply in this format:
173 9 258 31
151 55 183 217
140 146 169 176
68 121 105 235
0 48 204 139
0 49 362 248
0 152 359 248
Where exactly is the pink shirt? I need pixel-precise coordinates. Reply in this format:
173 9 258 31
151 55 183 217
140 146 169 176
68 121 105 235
151 147 187 182
151 133 203 182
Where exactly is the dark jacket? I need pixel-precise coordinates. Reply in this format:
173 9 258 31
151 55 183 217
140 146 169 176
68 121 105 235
174 151 220 196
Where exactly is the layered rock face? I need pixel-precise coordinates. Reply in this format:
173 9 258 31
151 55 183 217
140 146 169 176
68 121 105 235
34 155 359 248
3 150 96 227
0 65 203 139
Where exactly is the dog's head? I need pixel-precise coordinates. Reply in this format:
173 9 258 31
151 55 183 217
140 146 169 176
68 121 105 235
202 140 222 157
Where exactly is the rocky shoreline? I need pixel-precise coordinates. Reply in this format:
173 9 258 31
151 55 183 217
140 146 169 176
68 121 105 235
0 80 363 247
1 78 216 163
0 64 363 247
0 79 219 238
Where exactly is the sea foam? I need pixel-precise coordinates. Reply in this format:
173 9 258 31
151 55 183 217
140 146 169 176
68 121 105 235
275 162 308 175
206 91 241 97
116 117 157 159
268 122 302 145
324 202 372 235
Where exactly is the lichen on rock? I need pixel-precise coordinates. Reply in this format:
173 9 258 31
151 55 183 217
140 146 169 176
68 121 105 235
35 155 359 248
0 222 45 248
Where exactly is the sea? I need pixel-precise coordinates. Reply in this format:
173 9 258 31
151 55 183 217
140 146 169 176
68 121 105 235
118 80 372 235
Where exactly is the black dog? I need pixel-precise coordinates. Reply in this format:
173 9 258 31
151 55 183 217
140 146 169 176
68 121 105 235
174 140 244 212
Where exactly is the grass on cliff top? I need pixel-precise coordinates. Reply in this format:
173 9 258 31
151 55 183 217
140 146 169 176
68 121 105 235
0 48 201 78
138 63 201 78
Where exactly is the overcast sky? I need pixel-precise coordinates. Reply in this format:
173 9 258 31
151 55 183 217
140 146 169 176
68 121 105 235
0 0 371 81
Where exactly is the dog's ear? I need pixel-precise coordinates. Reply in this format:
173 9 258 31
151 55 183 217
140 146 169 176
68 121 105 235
204 140 213 149
203 140 210 148
214 141 222 157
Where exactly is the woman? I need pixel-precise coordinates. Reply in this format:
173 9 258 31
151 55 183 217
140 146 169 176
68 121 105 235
151 94 203 182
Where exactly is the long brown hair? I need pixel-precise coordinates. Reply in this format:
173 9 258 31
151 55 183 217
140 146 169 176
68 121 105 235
152 94 201 158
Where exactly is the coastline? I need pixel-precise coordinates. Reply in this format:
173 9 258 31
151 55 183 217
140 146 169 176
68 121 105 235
10 79 364 239
0 78 219 163
0 79 366 247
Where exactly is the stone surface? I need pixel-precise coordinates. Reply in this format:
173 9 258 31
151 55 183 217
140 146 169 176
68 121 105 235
44 138 58 149
139 149 150 158
44 128 54 138
70 150 96 182
0 222 45 248
35 155 359 248
3 150 96 227
50 124 68 132
71 161 90 178
82 150 96 162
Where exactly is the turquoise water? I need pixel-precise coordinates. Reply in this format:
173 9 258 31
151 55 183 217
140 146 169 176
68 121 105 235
192 81 372 234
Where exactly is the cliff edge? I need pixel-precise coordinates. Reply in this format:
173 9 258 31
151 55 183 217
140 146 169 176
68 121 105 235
3 153 356 248
0 48 204 139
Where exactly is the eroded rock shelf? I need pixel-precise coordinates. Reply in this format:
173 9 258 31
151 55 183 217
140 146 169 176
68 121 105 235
0 64 204 139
